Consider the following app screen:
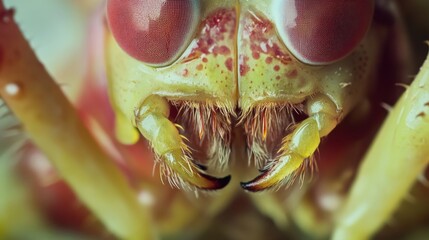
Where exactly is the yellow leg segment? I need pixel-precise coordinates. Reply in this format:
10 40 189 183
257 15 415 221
333 52 429 240
135 95 230 190
0 3 155 239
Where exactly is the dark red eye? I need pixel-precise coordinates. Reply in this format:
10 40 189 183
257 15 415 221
273 0 374 65
107 0 200 66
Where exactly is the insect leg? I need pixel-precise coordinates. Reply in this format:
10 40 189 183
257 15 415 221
241 94 339 191
0 3 155 239
135 95 231 190
333 52 429 240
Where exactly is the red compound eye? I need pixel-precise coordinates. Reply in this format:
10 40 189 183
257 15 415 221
273 0 374 65
107 0 200 66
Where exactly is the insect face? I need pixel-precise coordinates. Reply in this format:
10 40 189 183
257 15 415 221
105 0 381 191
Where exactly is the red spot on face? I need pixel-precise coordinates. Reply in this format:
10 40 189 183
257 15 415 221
252 52 260 60
202 57 208 63
240 55 250 76
265 57 273 64
196 64 203 71
213 45 231 56
182 68 189 77
286 69 298 78
225 57 233 72
273 65 280 71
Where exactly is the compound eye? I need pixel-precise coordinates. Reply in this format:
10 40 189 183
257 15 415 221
107 0 200 66
273 0 374 65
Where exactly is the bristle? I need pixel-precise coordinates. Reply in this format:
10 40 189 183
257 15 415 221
155 149 195 191
172 101 235 171
286 155 316 189
150 101 235 190
239 103 304 168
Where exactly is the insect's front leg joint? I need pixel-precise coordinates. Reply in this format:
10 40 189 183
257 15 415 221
307 94 340 137
241 94 341 192
135 95 231 191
